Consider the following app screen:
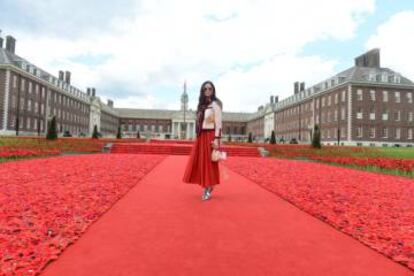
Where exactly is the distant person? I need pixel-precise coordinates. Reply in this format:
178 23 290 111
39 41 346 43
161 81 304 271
183 81 223 200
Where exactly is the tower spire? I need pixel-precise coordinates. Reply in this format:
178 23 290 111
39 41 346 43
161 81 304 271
181 80 188 111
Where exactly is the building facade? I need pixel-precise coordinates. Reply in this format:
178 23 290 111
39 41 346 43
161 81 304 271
0 35 117 137
268 49 414 146
115 85 251 140
1 33 413 146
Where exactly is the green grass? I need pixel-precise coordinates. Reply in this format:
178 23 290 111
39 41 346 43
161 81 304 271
372 147 414 159
313 160 414 179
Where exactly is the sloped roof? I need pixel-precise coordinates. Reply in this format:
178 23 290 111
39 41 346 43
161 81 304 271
0 47 27 66
115 108 181 119
115 108 253 122
331 66 413 85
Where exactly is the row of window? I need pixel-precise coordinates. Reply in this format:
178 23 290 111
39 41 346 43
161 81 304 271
315 107 414 124
356 127 413 140
356 109 413 122
13 73 88 101
8 115 90 134
11 93 89 117
225 126 246 134
277 90 413 123
10 95 45 114
51 92 88 113
51 109 89 125
123 124 171 133
356 89 412 103
316 108 347 124
9 116 45 132
277 121 300 131
100 114 119 132
321 127 348 139
317 90 347 108
13 77 89 114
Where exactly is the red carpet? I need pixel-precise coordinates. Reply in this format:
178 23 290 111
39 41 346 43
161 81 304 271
41 156 411 276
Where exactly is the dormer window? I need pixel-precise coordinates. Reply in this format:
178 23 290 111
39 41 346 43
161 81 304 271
394 74 401 83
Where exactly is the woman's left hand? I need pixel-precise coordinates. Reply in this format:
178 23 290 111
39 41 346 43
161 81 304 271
211 140 219 149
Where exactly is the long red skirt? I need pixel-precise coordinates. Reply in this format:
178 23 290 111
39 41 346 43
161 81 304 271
182 129 220 187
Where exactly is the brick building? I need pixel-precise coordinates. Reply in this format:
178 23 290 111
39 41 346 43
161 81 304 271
0 35 118 137
1 33 413 146
265 49 414 146
115 87 251 140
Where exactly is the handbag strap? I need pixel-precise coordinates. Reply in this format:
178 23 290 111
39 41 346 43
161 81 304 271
218 128 222 149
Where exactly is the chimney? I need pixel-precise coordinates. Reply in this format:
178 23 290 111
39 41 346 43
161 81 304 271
300 82 305 92
355 48 380 68
294 81 299 94
59 70 64 81
270 95 274 104
92 88 96 97
87 88 91 96
5 35 16 54
275 96 279 103
65 71 71 84
107 99 114 108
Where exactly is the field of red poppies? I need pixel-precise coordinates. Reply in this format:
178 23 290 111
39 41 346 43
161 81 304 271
0 154 165 275
0 137 146 162
224 157 414 270
226 143 414 177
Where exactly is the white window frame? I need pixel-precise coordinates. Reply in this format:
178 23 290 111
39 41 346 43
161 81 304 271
383 128 388 138
383 91 388 102
356 107 363 119
370 90 375 101
357 126 363 137
369 127 375 138
395 91 400 103
357 89 363 101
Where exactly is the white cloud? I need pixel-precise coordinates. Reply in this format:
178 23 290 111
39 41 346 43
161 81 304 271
216 54 338 112
366 10 414 81
3 0 375 112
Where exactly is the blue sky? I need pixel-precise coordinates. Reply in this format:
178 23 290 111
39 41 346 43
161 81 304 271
1 0 413 112
301 0 414 71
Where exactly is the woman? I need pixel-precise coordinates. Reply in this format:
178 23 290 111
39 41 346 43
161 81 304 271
182 80 223 200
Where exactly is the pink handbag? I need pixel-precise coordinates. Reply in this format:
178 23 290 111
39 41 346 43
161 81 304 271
212 148 227 162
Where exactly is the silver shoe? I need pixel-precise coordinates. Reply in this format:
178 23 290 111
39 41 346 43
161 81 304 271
202 188 212 200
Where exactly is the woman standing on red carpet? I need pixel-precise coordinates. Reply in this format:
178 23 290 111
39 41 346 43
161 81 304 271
183 81 223 200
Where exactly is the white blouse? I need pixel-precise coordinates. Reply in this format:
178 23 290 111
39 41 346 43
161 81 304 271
202 100 222 138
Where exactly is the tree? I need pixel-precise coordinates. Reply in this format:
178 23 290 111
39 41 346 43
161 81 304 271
136 130 140 139
270 130 276 144
116 125 122 139
15 117 20 136
248 132 253 143
228 133 232 142
92 125 99 139
46 116 58 140
312 124 322 149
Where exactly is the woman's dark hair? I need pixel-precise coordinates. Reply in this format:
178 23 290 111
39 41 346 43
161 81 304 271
197 81 222 113
195 80 222 137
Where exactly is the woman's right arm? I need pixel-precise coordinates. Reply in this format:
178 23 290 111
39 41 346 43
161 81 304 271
212 101 222 147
